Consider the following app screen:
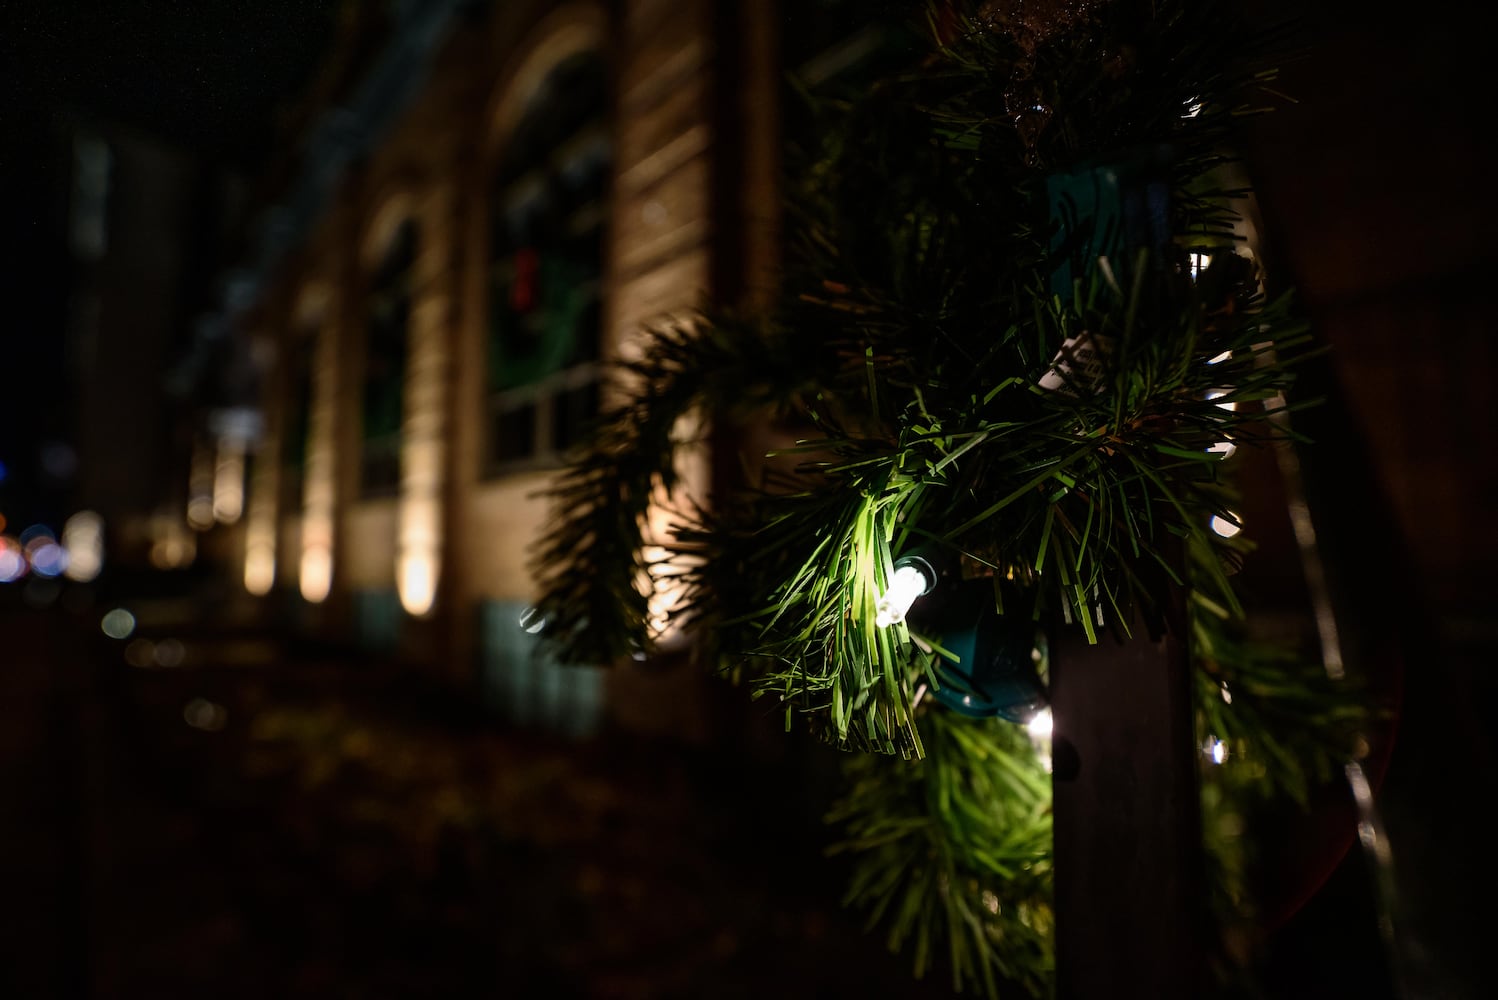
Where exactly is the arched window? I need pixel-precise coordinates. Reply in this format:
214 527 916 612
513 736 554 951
363 218 417 494
486 52 609 470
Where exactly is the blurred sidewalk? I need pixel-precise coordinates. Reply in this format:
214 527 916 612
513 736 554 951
1 585 948 999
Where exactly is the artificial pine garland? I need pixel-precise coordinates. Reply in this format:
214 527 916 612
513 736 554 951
531 1 1368 994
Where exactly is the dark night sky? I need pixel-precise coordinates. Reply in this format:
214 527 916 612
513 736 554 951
0 1 336 523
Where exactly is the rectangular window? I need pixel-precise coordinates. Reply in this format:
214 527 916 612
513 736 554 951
281 328 315 509
484 54 609 475
362 220 416 496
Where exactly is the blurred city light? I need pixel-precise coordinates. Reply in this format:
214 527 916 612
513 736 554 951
244 542 275 595
187 438 216 531
19 523 54 547
101 607 136 639
183 698 227 732
154 638 186 667
27 541 68 578
150 509 197 569
125 638 157 667
242 445 278 595
62 510 104 582
213 436 246 524
0 536 26 583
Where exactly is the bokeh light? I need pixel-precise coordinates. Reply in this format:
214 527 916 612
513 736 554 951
62 510 104 582
398 551 436 616
187 438 216 531
213 437 246 524
154 638 186 667
100 607 136 639
183 698 227 732
150 510 197 569
244 543 276 596
27 541 68 578
0 536 28 583
19 523 54 547
300 544 332 603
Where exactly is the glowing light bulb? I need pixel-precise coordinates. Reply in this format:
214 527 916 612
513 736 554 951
1210 514 1242 538
874 560 933 628
1209 738 1227 765
1026 707 1054 772
1026 707 1053 741
1188 251 1210 281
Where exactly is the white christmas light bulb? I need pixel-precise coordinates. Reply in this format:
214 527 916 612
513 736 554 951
1210 514 1242 538
1026 707 1054 772
1026 707 1053 741
874 561 932 628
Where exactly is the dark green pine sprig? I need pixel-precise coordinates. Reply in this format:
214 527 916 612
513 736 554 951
827 710 1053 999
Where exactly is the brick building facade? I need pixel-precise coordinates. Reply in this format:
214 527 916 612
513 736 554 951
192 0 779 735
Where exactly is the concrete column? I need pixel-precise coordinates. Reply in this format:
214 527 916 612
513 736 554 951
396 180 454 621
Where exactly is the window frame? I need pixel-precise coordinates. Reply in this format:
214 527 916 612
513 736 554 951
481 49 612 478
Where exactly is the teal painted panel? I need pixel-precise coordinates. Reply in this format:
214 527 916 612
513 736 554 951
1046 146 1173 302
353 588 401 654
477 599 603 738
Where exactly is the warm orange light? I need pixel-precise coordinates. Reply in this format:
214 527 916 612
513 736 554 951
300 545 332 604
62 510 104 582
243 439 278 596
187 439 215 531
150 509 196 568
397 550 436 616
213 437 246 524
244 544 275 596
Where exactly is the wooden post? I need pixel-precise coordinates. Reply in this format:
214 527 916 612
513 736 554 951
1051 612 1204 998
1046 150 1204 998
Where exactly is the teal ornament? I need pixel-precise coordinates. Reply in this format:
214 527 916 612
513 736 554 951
1046 145 1174 303
913 579 1049 722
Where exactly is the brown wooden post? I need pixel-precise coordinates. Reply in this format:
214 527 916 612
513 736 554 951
1046 149 1206 997
1051 597 1204 997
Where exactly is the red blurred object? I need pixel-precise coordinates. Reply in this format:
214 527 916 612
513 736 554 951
510 247 539 314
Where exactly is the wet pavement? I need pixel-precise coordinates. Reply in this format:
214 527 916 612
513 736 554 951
1 582 951 999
